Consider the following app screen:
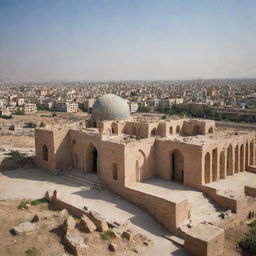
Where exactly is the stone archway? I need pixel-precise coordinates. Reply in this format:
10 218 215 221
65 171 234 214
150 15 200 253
171 150 184 183
86 143 98 173
205 152 211 183
43 145 48 161
219 150 225 179
227 145 233 175
235 145 239 173
240 144 244 172
135 150 147 182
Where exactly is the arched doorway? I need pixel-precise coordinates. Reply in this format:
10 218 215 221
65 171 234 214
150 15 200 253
43 145 48 161
205 152 211 183
86 143 98 173
171 150 184 182
176 125 181 134
193 125 200 135
151 128 157 136
227 145 233 175
135 150 146 182
250 141 254 165
208 127 213 133
240 144 244 172
212 148 218 181
246 142 249 168
235 145 239 173
219 151 225 179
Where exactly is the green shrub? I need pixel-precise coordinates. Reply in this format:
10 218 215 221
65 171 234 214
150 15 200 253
23 122 37 128
100 231 114 240
25 247 38 256
239 235 256 255
39 121 45 128
18 200 31 210
30 198 48 205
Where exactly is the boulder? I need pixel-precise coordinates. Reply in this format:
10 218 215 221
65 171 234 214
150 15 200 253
11 221 36 235
80 215 97 233
108 242 118 252
121 230 134 241
89 211 108 232
64 232 87 256
62 216 76 233
59 209 69 220
31 214 39 223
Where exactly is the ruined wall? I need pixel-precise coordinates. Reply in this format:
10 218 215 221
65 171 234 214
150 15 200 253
155 139 203 188
35 129 55 172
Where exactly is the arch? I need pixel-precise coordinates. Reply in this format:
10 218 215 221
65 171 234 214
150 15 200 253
235 145 239 173
205 152 211 183
208 127 213 133
85 143 98 173
219 151 225 179
193 125 200 135
171 149 184 182
135 150 147 182
227 144 233 175
176 125 180 134
151 127 157 136
240 144 244 172
250 141 254 165
212 148 218 181
169 126 173 135
111 127 115 134
72 139 76 145
42 145 48 161
112 163 118 180
246 142 249 168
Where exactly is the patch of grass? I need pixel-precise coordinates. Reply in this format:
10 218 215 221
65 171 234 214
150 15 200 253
25 247 39 256
100 230 115 240
17 200 31 210
30 198 48 205
238 220 256 255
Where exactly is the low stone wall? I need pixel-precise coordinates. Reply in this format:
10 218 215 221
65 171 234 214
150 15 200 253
115 185 189 235
247 165 256 173
245 185 256 198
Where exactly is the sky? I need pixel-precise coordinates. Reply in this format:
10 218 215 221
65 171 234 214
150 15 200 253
0 0 256 82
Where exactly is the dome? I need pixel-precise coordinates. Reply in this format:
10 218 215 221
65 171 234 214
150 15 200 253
92 94 130 121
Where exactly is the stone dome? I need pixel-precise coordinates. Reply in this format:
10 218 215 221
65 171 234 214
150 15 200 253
92 94 130 121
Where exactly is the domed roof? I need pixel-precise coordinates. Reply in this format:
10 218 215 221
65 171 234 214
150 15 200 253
92 94 130 121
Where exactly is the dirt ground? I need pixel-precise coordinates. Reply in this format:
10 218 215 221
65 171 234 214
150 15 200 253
0 199 148 256
223 219 251 256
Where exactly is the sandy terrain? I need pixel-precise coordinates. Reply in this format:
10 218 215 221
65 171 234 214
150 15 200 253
0 168 188 256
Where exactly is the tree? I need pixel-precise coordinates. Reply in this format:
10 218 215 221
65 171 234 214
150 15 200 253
23 122 37 128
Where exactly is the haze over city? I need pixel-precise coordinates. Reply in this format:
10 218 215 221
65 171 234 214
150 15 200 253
0 0 256 82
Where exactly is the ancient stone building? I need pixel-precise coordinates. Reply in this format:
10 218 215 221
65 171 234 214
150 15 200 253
35 94 256 256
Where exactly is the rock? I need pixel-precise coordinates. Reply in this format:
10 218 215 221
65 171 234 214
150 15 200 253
59 209 69 219
121 230 134 241
64 232 87 256
80 215 97 233
31 214 39 223
89 211 108 232
62 216 76 233
108 242 118 252
112 228 122 239
11 221 36 235
143 239 153 246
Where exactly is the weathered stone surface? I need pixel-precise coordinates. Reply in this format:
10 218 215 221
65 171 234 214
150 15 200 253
121 230 134 241
59 209 69 219
143 239 153 246
11 221 36 235
64 232 87 256
112 227 122 239
44 190 54 201
108 242 118 252
80 215 97 233
62 216 76 233
89 211 108 232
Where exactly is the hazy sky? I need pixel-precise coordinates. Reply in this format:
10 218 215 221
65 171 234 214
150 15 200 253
0 0 256 82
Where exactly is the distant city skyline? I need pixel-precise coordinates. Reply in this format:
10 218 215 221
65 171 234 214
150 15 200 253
0 0 256 82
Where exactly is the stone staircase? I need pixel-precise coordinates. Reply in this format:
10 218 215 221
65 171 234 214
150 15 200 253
180 193 227 232
60 169 104 190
